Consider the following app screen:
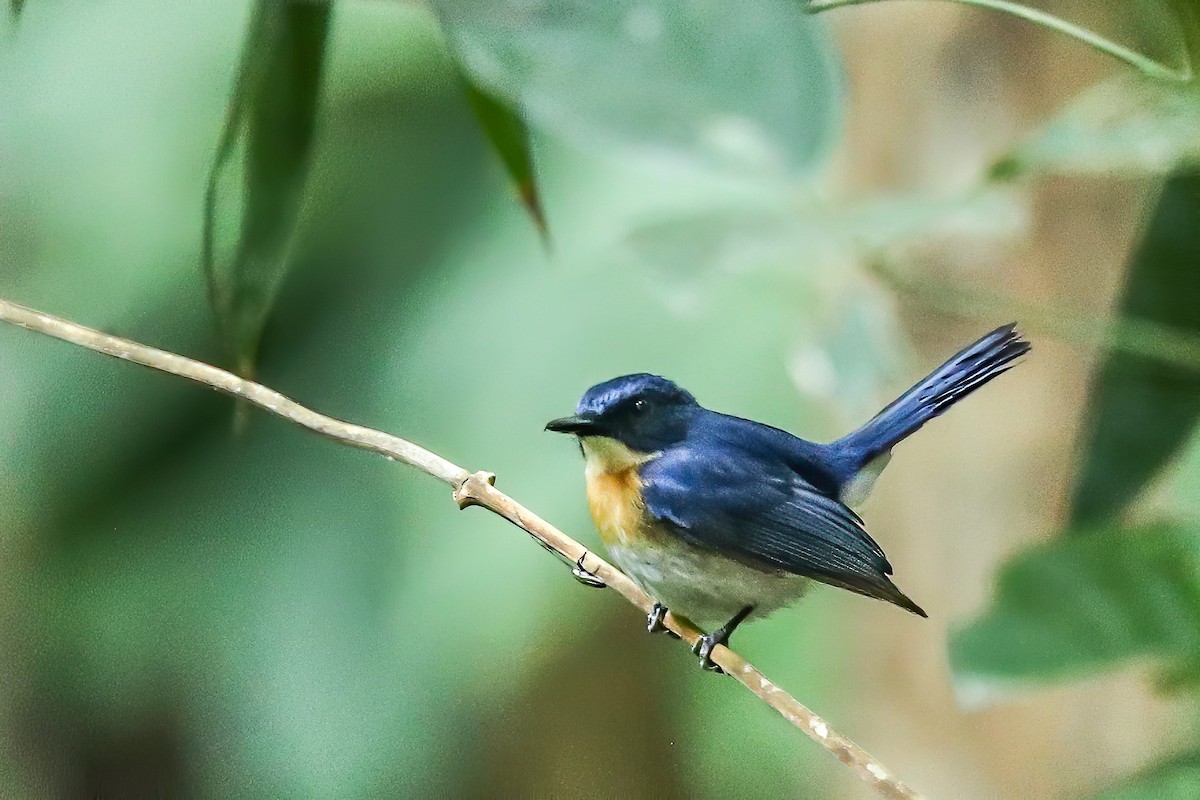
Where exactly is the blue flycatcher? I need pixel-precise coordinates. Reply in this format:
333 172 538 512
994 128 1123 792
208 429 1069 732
547 324 1029 669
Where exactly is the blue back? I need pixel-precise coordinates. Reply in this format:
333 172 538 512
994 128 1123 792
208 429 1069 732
613 324 1028 617
638 409 925 616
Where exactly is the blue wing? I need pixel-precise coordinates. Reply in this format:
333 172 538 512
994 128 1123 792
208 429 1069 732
640 443 926 617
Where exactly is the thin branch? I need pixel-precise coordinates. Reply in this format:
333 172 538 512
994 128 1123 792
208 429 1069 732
805 0 1193 84
0 296 925 800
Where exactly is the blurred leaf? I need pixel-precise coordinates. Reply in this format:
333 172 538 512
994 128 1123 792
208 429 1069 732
202 0 331 376
1070 170 1200 526
950 525 1200 692
1169 0 1200 75
1164 425 1200 522
457 72 547 239
10 0 23 20
3 5 511 792
434 0 841 177
1092 753 1200 799
992 77 1200 179
837 186 1026 254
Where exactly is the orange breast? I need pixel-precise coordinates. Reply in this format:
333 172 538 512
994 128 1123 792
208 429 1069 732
586 467 649 548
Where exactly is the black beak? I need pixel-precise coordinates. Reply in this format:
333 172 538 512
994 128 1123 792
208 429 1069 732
545 414 600 435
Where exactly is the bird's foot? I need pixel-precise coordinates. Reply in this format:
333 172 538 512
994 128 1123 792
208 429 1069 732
690 606 753 674
570 553 606 589
646 603 681 638
692 632 727 674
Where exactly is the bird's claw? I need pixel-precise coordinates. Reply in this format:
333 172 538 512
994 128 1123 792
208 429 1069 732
692 634 726 674
646 602 680 638
570 553 606 588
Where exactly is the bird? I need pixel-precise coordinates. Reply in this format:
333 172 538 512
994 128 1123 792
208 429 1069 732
546 324 1030 670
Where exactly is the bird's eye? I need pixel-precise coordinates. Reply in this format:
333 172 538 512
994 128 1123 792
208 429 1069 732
632 399 648 415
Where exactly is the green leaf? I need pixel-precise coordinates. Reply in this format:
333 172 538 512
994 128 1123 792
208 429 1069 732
1169 0 1200 75
949 525 1200 692
991 77 1200 179
458 72 547 239
1070 170 1200 526
1092 753 1200 799
10 0 23 20
434 0 842 177
202 0 331 376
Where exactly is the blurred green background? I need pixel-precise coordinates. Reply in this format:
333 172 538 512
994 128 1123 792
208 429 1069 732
3 1 1200 798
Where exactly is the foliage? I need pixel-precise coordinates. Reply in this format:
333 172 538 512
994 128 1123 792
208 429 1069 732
1068 170 1200 525
5 0 1200 797
951 524 1200 685
1093 754 1200 800
202 0 331 376
455 73 546 238
943 6 1200 798
438 0 842 177
0 2 847 796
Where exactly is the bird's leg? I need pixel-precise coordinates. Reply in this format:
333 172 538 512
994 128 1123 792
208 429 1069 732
693 605 755 673
646 602 669 633
646 602 681 638
570 553 606 588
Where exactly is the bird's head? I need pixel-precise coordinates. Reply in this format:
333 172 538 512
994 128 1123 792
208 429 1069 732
546 374 698 467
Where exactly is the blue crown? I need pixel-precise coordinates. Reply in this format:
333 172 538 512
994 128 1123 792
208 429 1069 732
576 373 697 417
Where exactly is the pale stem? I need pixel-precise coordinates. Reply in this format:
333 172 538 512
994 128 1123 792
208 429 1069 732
807 0 1192 83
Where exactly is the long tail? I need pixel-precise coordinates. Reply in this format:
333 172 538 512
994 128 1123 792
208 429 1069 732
836 324 1030 471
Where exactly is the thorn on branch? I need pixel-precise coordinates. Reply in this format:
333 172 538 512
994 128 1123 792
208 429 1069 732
454 471 497 509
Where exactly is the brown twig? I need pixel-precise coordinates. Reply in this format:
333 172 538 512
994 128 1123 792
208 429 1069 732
0 296 926 800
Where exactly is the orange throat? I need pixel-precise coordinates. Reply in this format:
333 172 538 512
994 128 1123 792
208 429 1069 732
581 437 657 548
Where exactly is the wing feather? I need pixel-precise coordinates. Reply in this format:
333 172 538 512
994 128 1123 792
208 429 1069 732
641 448 926 617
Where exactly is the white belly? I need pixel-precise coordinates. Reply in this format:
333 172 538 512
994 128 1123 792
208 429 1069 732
606 539 810 630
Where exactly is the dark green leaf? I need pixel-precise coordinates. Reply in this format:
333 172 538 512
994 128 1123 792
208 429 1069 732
458 73 547 239
10 0 23 20
1070 170 1200 526
1092 753 1200 799
202 0 331 376
949 525 1200 687
1169 0 1200 75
